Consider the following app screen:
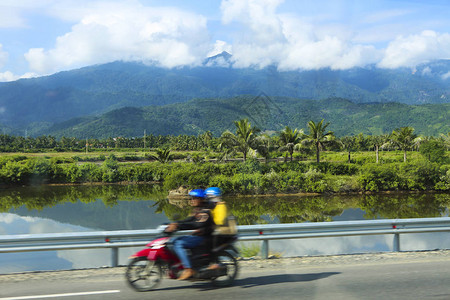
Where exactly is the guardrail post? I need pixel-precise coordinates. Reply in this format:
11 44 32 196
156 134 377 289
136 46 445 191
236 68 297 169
261 240 269 259
111 247 119 267
393 233 400 252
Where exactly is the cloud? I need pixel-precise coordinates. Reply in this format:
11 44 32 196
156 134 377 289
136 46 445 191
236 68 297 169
2 0 450 77
442 71 450 80
207 40 233 57
24 2 212 73
0 43 39 81
0 71 37 82
378 30 450 69
0 71 16 82
221 0 382 70
363 9 412 25
0 5 26 28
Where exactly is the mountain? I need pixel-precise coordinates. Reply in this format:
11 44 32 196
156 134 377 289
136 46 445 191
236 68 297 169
45 96 450 138
0 56 449 136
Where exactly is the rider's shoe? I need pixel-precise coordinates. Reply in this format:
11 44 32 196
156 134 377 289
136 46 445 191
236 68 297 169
177 268 195 280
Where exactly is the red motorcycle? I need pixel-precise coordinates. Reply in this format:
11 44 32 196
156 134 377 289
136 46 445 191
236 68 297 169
125 225 239 291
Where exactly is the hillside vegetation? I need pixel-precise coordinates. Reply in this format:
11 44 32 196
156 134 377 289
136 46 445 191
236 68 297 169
45 96 450 138
0 58 449 136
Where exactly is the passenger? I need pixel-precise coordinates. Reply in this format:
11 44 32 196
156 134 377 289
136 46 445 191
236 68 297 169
205 186 236 235
165 188 215 280
204 187 238 270
205 187 228 226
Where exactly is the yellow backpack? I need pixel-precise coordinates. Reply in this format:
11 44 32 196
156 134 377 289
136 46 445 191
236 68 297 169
212 202 227 225
212 202 237 235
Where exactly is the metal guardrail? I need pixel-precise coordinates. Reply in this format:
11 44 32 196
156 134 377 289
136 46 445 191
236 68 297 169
0 217 449 267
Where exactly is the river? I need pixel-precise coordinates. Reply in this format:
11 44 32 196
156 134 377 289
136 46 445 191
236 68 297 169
0 184 449 273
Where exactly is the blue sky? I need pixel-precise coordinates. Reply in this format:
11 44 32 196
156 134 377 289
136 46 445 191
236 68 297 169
0 0 449 81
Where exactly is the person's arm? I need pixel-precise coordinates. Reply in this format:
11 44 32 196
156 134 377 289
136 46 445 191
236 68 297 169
177 210 212 231
165 215 195 232
176 216 196 229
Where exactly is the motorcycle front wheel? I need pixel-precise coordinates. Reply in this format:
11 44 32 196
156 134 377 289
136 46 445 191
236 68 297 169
211 250 238 287
125 257 163 292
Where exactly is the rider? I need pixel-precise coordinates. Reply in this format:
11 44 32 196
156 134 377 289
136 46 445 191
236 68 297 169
205 187 228 226
166 188 215 280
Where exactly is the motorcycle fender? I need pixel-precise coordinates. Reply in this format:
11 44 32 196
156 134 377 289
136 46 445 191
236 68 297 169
147 249 159 261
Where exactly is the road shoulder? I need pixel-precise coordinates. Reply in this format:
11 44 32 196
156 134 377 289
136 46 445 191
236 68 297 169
1 249 449 282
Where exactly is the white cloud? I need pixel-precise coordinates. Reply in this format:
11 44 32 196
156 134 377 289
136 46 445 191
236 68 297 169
0 0 59 28
442 71 450 80
363 9 412 25
207 40 233 57
378 30 450 69
0 5 26 28
24 2 211 74
422 66 432 76
220 0 383 70
2 0 450 76
0 71 17 82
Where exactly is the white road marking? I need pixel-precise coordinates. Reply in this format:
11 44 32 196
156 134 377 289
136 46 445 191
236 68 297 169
0 290 120 299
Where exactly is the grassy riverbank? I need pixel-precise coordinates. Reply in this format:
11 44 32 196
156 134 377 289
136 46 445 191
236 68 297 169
0 151 449 194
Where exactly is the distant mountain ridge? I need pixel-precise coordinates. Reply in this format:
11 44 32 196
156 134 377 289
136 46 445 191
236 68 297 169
0 55 449 136
45 96 450 138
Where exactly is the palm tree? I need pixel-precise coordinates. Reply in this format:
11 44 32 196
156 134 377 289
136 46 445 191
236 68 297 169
151 148 173 163
302 119 335 163
201 131 213 149
220 119 260 161
254 134 273 163
278 126 303 162
387 127 420 162
369 134 388 163
340 136 357 163
440 132 450 150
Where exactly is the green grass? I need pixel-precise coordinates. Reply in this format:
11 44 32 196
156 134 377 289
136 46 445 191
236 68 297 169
237 242 262 257
1 149 442 164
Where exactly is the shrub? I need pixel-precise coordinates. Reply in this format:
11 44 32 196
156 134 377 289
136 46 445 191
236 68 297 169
209 174 235 193
326 175 360 193
64 164 84 183
359 164 403 192
0 161 30 184
260 169 283 193
79 163 102 182
399 161 443 190
420 140 448 163
26 158 52 184
435 169 450 191
163 163 212 190
279 170 305 192
304 168 328 192
103 154 118 170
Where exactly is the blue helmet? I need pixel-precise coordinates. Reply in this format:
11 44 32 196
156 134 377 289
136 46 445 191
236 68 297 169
188 189 205 198
205 187 222 197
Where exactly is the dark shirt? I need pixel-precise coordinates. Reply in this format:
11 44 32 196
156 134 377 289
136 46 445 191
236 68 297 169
177 207 215 236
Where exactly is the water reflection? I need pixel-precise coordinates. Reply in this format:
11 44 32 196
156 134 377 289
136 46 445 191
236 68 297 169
360 193 450 219
1 185 449 228
0 185 449 273
0 185 170 231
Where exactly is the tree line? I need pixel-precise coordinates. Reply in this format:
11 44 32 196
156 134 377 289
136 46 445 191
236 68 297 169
1 118 449 164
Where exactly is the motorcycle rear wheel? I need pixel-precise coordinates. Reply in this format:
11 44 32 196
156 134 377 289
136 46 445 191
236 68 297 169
211 251 238 287
125 257 163 292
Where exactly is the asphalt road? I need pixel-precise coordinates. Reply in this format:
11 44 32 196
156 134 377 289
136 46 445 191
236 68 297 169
1 254 449 300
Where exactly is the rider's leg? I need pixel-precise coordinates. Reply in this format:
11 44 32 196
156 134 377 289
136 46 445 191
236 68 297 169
173 236 204 280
